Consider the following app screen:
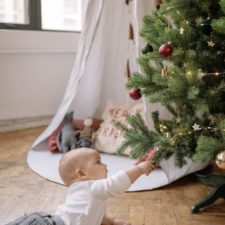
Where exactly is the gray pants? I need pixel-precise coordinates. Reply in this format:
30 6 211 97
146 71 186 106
5 212 65 225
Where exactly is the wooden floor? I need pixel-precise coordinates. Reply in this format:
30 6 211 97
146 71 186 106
1 127 225 225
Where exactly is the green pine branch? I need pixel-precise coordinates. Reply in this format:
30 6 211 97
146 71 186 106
115 113 159 159
193 135 225 162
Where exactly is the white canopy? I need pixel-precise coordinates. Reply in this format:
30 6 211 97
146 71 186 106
28 0 209 191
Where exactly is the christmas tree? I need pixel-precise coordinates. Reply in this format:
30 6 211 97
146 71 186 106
116 0 225 168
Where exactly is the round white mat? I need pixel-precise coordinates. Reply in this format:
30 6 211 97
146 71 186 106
27 149 169 192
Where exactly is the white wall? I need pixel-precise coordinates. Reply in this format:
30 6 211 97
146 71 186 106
0 29 80 120
0 0 152 126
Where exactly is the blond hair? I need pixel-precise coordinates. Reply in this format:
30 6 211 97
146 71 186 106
58 148 96 185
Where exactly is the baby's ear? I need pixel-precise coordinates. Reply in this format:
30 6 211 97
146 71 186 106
76 168 86 178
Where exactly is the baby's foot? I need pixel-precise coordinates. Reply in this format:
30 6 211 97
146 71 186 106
112 218 131 225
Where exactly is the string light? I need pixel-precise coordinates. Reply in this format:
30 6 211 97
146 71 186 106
159 124 168 132
168 68 225 80
162 123 220 140
185 68 225 78
186 71 192 76
215 72 219 76
175 10 223 75
156 9 225 146
200 71 225 76
175 10 201 27
174 11 225 78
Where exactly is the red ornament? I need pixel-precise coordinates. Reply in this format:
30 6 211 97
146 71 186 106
129 88 142 100
159 43 173 57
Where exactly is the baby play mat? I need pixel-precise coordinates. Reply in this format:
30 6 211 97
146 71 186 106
27 142 209 192
27 148 166 191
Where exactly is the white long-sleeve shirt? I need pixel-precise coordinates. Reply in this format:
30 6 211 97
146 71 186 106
55 171 132 225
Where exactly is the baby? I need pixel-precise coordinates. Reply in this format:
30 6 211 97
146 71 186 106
6 148 154 225
55 147 155 225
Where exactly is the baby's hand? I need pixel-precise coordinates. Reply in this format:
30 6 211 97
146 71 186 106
136 160 155 175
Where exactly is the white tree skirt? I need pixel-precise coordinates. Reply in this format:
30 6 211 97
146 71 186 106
27 149 169 191
27 140 210 192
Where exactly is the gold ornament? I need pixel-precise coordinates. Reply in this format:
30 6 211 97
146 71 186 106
215 150 225 169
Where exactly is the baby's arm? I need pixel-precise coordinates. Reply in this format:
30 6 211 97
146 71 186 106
125 160 155 183
90 160 154 199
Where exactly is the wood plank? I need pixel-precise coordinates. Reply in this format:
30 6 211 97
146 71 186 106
1 127 225 224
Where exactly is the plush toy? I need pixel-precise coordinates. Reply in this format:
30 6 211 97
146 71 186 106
57 111 78 153
75 118 95 148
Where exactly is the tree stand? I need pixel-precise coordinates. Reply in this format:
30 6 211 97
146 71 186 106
191 173 225 213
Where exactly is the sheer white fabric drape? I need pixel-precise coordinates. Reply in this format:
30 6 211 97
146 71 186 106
28 0 209 191
32 0 155 149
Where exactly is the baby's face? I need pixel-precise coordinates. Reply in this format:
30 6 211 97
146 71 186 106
84 150 108 180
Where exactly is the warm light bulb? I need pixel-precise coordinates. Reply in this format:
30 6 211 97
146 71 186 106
187 71 192 75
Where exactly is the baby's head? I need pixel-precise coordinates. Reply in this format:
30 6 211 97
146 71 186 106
59 148 108 185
